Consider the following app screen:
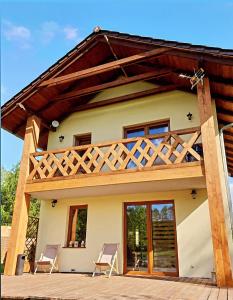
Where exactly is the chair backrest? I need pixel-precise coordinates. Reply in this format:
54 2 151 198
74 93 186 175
42 244 60 262
99 243 119 265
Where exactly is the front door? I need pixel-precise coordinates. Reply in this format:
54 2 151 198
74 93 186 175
124 201 178 276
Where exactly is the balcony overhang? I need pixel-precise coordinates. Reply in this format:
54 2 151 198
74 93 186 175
25 161 206 199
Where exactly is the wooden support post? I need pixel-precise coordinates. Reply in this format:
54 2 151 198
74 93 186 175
4 115 41 275
197 78 233 287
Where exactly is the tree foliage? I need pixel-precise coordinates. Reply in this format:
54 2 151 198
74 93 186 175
1 163 40 225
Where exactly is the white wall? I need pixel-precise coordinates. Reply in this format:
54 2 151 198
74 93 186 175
47 83 200 150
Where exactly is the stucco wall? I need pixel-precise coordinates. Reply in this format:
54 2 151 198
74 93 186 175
36 82 218 278
36 189 214 278
47 82 200 150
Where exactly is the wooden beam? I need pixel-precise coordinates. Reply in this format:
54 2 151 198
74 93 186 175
197 78 233 287
52 69 171 103
39 47 170 87
107 35 233 65
4 116 41 275
215 98 233 113
12 104 53 135
218 112 233 123
69 84 179 114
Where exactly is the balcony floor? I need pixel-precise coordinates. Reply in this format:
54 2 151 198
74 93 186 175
26 162 206 199
2 273 230 300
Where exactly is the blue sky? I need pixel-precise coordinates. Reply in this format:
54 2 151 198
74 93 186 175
1 0 233 178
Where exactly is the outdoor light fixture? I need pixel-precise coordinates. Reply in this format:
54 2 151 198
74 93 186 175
191 189 197 199
51 120 60 128
51 199 58 208
59 135 64 143
179 68 205 89
187 112 193 120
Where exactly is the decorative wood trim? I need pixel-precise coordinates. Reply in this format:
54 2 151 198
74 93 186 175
39 47 170 87
70 84 177 114
25 162 205 194
197 78 233 287
27 128 202 183
53 70 172 103
4 116 41 276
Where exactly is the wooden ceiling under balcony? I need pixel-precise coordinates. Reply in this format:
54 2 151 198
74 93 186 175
1 29 233 174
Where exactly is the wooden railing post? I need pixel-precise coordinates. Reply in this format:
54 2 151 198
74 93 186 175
197 78 233 287
4 115 41 275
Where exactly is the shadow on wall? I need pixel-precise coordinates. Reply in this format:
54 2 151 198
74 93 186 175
176 194 214 278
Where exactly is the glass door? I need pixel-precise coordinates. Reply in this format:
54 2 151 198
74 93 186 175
124 201 178 276
125 204 148 272
151 203 177 274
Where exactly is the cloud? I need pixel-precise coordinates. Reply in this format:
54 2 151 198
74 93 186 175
63 26 78 40
2 20 31 49
2 20 80 47
39 21 60 43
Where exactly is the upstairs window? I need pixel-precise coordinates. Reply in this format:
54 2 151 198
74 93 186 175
73 133 91 147
67 205 88 248
124 120 169 168
124 120 169 139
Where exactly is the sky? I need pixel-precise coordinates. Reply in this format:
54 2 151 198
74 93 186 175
1 0 233 196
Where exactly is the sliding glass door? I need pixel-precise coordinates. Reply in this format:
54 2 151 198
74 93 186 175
124 201 178 276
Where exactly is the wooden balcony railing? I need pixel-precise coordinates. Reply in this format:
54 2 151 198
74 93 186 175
28 127 202 182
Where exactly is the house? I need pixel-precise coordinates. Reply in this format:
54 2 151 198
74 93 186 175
1 28 233 287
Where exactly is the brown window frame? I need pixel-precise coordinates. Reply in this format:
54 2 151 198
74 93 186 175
123 200 179 277
73 133 92 147
66 205 88 248
123 119 170 138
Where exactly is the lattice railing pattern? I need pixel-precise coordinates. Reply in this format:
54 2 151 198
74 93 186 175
28 127 202 181
24 216 39 262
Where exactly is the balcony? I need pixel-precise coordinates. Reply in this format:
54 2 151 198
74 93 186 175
25 127 205 198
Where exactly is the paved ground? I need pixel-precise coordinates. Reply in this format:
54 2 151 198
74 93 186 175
1 273 232 300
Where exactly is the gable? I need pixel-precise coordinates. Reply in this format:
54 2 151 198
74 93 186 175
1 29 233 173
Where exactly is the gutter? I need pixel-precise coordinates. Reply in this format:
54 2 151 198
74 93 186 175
219 123 233 230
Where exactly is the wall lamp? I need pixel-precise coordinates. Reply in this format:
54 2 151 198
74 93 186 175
191 189 197 199
187 112 193 121
51 199 58 208
59 135 64 143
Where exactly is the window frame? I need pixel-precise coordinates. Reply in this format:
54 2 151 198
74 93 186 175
73 133 92 147
123 119 170 139
66 205 88 247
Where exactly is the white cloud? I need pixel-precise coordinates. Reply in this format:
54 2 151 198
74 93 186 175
2 19 80 47
2 20 31 49
63 26 78 40
39 21 60 43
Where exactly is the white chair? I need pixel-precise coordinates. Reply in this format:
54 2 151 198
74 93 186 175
92 243 119 278
34 244 60 274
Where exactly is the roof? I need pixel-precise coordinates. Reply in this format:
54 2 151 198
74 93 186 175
1 28 233 173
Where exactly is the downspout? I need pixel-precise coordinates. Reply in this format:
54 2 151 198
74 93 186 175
219 123 233 230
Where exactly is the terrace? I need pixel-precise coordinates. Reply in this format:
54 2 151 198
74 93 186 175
2 273 231 300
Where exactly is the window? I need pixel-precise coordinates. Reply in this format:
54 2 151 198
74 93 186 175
73 133 91 147
124 120 169 168
124 120 169 139
67 205 88 248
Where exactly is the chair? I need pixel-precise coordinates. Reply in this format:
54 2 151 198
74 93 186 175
92 243 119 278
34 244 60 274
